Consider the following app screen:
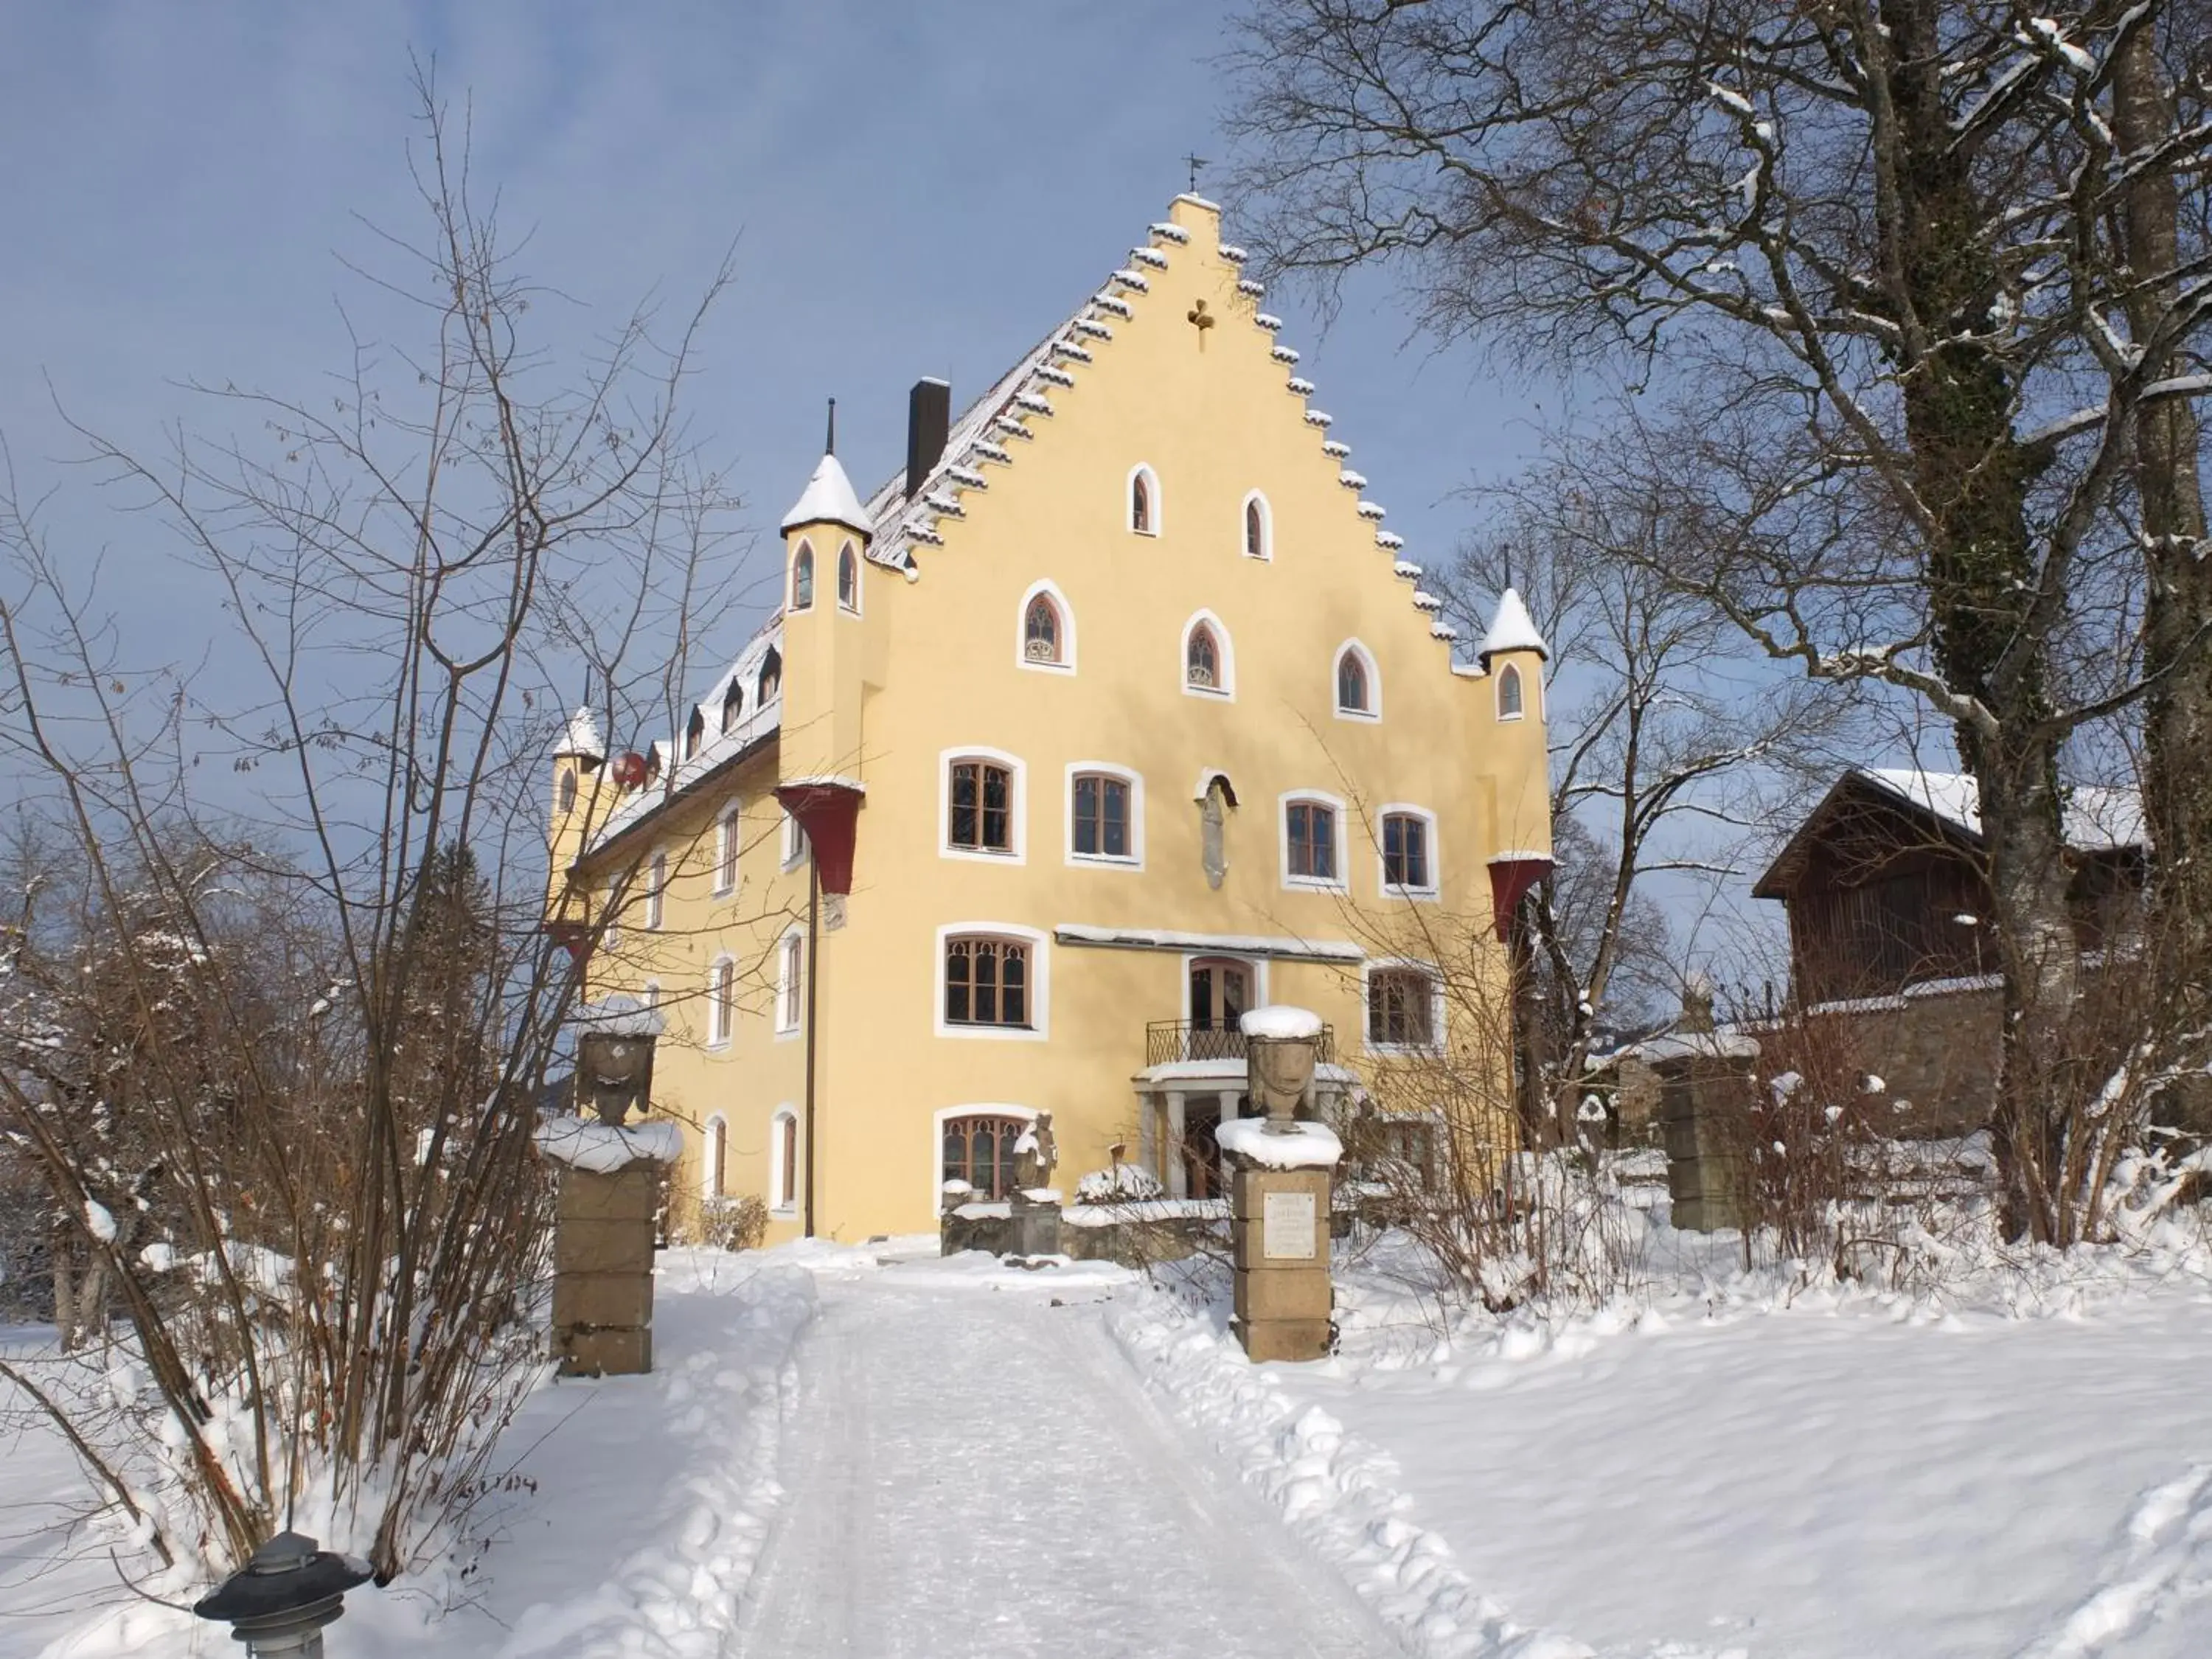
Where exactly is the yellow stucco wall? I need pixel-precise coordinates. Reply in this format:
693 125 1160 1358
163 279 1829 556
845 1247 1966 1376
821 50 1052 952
552 195 1549 1242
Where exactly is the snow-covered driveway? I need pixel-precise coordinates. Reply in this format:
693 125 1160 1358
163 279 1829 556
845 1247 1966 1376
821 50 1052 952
735 1267 1394 1658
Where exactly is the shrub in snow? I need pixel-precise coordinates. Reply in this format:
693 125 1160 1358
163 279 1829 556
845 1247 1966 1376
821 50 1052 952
1075 1164 1166 1203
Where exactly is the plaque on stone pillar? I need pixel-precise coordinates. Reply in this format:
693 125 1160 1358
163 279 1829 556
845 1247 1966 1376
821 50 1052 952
1262 1189 1317 1259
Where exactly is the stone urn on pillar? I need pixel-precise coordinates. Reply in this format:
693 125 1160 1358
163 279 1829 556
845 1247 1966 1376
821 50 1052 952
537 994 682 1376
1217 1006 1343 1363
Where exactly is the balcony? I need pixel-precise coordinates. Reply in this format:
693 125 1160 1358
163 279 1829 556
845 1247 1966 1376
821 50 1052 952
1144 1019 1335 1070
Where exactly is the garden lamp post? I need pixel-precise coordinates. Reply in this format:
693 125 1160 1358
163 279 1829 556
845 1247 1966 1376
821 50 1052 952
192 1530 371 1659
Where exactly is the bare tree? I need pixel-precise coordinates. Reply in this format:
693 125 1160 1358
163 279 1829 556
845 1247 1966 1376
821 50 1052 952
0 74 744 1586
1229 0 2212 1242
1439 453 1840 1140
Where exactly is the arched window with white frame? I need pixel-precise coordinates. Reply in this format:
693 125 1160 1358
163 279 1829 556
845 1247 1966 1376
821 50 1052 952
1377 804 1440 900
706 955 734 1047
702 1114 728 1200
790 540 815 611
1066 762 1143 868
1181 610 1234 699
1497 661 1525 720
1127 464 1161 535
644 850 667 930
1334 639 1380 720
714 806 741 896
1241 490 1271 560
776 928 804 1035
1017 580 1074 672
1279 790 1347 892
770 1105 800 1214
940 747 1026 861
936 923 1050 1040
1364 959 1445 1055
836 540 860 613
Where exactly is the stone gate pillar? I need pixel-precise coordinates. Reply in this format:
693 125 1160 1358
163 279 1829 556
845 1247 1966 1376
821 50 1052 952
1219 1006 1343 1363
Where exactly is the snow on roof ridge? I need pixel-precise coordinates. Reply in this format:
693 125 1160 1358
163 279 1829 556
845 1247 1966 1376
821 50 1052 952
1479 587 1549 661
1852 768 2146 852
779 451 870 535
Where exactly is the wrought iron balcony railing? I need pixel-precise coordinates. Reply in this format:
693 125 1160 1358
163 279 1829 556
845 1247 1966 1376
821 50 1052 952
1144 1019 1335 1069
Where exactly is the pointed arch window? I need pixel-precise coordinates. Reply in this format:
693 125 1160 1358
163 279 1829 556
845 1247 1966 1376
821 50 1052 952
1242 492 1271 560
1181 613 1234 698
703 1115 728 1200
836 540 860 613
1128 465 1160 535
1337 651 1370 716
557 768 577 814
1498 662 1525 720
1025 594 1062 664
790 542 815 611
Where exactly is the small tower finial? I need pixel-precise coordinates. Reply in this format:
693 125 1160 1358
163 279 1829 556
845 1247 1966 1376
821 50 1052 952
825 397 837 456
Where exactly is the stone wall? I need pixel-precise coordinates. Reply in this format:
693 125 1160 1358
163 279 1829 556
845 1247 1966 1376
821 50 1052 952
1784 983 2001 1138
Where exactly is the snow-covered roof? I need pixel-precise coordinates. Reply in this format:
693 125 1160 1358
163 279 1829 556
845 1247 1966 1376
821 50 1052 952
581 618 785 856
780 452 871 536
1856 769 2146 853
557 705 605 760
1478 588 1548 662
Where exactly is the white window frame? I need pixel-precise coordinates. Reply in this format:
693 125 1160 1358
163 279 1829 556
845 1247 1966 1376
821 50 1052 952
1127 462 1162 537
779 807 809 872
641 978 661 1011
1064 761 1144 870
644 850 667 931
702 1113 728 1200
1179 953 1269 1023
706 953 735 1049
1240 489 1272 560
714 807 741 896
1376 803 1441 902
1278 789 1349 894
1361 957 1447 1057
1497 661 1526 721
769 1103 801 1217
933 922 1051 1043
939 745 1028 864
603 876 624 950
1180 609 1236 701
836 538 862 616
1332 638 1382 722
790 537 816 612
1015 578 1077 675
775 927 804 1038
928 1102 1042 1215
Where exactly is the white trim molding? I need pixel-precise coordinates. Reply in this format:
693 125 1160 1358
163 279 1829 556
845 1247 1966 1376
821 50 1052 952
1054 924 1361 964
1278 788 1349 894
1360 956 1447 1058
1239 489 1273 561
1126 462 1162 536
768 1102 800 1217
929 1102 1043 1215
939 745 1029 864
1180 608 1237 701
1016 578 1077 675
933 921 1051 1042
1063 760 1145 870
1376 802 1441 902
1332 638 1382 722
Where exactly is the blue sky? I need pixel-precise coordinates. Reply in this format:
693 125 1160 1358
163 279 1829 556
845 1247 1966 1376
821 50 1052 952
1 1 1547 683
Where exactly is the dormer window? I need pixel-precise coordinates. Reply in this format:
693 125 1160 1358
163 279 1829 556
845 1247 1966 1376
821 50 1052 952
722 680 743 734
1129 465 1160 535
684 706 705 761
1498 662 1525 720
757 647 782 705
836 540 860 613
791 541 815 611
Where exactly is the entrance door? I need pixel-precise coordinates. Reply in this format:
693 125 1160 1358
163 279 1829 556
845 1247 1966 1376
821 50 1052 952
1181 1099 1225 1200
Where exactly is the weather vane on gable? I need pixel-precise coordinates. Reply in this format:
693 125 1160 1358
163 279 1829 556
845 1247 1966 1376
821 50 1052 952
1184 152 1208 195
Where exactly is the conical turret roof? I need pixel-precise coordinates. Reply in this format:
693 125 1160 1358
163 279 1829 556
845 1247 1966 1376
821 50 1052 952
1479 587 1548 663
779 451 871 537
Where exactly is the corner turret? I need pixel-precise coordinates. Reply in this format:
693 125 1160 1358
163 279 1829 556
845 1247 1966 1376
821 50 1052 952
1477 588 1553 937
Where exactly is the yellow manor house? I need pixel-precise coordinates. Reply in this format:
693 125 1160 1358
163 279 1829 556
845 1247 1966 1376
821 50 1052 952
545 195 1551 1243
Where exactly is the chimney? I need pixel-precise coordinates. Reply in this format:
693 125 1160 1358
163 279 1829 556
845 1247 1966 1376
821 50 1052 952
905 378 951 499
